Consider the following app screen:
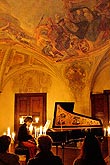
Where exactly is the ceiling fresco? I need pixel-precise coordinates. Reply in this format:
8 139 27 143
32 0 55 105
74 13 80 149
12 70 51 93
0 0 110 62
65 60 91 90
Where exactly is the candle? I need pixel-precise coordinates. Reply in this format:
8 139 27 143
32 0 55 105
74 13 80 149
104 128 107 136
36 128 39 137
43 127 46 135
12 132 15 141
29 124 33 134
40 126 42 135
20 116 24 124
108 126 110 137
7 127 11 137
35 117 39 123
34 127 37 138
44 120 50 130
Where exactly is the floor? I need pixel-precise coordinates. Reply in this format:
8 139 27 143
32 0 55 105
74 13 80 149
50 138 109 165
52 145 80 165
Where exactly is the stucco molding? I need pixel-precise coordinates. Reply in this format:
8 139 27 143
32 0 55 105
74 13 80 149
0 43 65 91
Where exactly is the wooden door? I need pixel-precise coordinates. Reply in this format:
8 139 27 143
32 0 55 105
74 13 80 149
14 93 47 137
90 92 109 127
90 92 109 158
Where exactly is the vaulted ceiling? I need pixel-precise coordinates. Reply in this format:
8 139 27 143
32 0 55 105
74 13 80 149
0 0 110 92
0 0 110 58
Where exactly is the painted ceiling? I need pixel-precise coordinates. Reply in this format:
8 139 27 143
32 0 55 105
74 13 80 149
0 0 110 62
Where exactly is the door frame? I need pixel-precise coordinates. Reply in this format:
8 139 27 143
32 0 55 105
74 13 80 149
14 93 47 136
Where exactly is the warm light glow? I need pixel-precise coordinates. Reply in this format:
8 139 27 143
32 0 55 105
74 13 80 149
40 126 42 135
20 116 24 124
36 128 40 137
44 120 50 129
29 124 33 134
35 117 39 123
34 127 40 138
34 127 37 138
43 127 47 134
3 128 16 144
7 127 11 137
108 126 110 137
12 132 15 141
3 132 6 135
43 120 51 134
104 127 107 136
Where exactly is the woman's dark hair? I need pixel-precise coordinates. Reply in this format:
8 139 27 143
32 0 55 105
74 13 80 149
24 116 33 123
79 133 105 164
37 135 53 152
0 135 11 153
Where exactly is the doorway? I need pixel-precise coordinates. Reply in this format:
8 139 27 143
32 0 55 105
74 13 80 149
14 93 47 137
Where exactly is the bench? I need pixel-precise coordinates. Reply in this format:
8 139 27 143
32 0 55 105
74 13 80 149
15 145 29 162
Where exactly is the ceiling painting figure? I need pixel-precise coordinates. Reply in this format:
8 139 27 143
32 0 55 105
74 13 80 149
0 0 110 62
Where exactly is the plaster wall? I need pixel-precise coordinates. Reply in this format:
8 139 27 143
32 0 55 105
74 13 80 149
0 73 74 135
92 65 110 93
0 81 14 135
0 55 109 135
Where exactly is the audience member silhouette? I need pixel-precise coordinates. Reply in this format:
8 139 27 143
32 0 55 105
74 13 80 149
18 116 37 158
73 133 106 165
27 134 63 165
0 135 20 165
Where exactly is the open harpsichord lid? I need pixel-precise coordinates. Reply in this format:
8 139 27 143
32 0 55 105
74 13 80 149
52 102 102 128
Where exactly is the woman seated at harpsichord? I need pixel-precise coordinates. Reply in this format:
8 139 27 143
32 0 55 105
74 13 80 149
17 116 37 159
